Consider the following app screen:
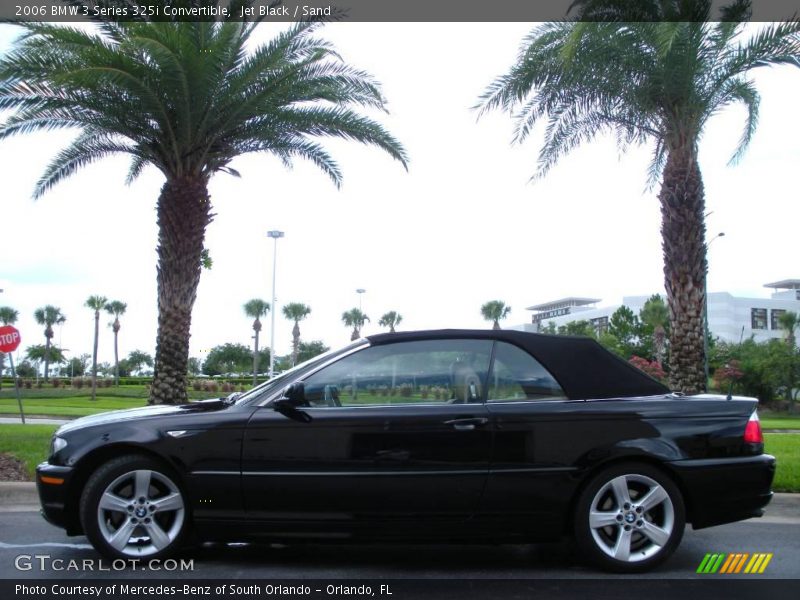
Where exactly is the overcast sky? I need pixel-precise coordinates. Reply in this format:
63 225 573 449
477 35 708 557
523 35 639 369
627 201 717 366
1 22 799 370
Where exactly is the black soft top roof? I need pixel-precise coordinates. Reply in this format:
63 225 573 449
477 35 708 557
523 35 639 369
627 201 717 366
366 329 669 400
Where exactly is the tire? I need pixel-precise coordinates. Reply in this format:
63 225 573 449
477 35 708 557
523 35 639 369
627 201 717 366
573 462 685 573
80 454 189 561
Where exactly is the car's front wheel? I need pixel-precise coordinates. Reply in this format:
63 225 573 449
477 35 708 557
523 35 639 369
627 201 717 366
574 463 685 572
80 454 188 560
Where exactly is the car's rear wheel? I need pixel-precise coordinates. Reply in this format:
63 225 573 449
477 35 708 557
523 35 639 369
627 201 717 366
80 454 188 560
574 463 685 572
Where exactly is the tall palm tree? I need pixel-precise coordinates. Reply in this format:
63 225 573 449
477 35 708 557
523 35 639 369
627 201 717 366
243 298 270 386
0 16 407 404
342 308 369 341
85 295 108 401
0 306 19 391
104 300 127 386
779 311 799 348
481 301 511 330
282 303 311 367
477 0 800 392
33 305 65 382
378 311 403 333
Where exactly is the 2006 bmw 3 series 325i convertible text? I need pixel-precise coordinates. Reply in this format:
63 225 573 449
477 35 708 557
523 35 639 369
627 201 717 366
36 330 775 572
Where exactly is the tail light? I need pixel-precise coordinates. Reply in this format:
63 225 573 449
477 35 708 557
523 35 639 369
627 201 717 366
743 411 763 444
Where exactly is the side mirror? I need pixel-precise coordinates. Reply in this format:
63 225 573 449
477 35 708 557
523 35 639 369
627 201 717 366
273 382 311 423
274 382 306 408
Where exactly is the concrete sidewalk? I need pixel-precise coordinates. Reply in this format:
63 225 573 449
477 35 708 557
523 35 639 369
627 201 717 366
0 417 69 425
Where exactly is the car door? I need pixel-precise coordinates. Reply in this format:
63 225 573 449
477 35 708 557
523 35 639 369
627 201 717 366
242 338 493 532
479 341 581 537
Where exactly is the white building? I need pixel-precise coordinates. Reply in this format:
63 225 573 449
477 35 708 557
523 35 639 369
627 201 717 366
515 280 800 344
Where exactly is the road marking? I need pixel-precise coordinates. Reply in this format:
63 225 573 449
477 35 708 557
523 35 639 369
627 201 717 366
0 541 93 550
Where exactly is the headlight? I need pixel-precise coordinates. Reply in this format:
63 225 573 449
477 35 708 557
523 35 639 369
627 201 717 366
50 436 67 456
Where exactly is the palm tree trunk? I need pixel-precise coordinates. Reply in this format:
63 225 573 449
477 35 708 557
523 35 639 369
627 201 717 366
292 321 300 366
113 324 120 387
44 328 52 382
253 330 259 387
659 148 707 394
91 310 99 401
150 177 213 405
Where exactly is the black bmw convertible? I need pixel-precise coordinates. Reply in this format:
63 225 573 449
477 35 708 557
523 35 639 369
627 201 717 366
36 329 775 572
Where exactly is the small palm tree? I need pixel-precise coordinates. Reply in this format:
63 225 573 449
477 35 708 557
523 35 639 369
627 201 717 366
282 303 312 367
342 308 370 341
33 305 65 382
0 306 18 326
481 301 511 330
85 296 108 400
104 300 127 386
779 311 800 348
379 311 403 333
477 1 800 392
1 18 407 404
243 299 270 386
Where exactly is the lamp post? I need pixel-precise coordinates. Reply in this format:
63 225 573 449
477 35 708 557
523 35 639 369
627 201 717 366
356 288 366 311
704 232 725 389
267 230 284 379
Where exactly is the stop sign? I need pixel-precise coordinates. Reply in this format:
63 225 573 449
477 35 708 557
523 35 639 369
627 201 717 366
0 325 21 353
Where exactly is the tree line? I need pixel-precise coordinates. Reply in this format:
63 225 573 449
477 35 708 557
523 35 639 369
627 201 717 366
1 1 798 402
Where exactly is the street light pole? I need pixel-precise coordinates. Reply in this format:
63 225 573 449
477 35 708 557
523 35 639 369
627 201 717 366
704 232 725 389
267 230 284 379
356 288 366 311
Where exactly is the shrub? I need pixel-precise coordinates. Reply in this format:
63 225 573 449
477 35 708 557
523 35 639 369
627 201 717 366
628 356 666 381
52 378 62 388
191 380 202 391
72 377 84 389
24 380 32 389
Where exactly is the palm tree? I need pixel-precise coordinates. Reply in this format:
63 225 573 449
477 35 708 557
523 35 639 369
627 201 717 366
33 305 65 382
243 299 270 386
104 300 127 386
477 0 800 393
481 301 511 330
342 308 370 341
779 311 800 348
0 17 407 404
0 306 18 326
378 311 403 333
25 344 66 379
85 295 108 401
282 303 311 367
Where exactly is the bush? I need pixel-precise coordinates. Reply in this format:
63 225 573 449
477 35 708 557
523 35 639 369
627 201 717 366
72 377 84 389
24 380 32 389
52 378 62 388
191 380 202 391
628 356 666 382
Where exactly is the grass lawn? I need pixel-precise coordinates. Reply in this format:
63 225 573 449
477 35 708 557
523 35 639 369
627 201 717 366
0 424 58 479
765 434 800 493
0 397 147 417
760 414 800 430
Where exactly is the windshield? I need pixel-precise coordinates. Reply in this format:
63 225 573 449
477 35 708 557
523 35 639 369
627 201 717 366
234 339 369 405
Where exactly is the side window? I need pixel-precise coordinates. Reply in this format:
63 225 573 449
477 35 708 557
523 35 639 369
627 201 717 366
301 339 493 407
488 342 566 402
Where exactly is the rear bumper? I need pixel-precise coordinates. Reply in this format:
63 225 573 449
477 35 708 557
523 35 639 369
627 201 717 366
667 454 776 529
35 462 78 533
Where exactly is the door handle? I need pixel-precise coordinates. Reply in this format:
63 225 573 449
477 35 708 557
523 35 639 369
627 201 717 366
444 417 489 431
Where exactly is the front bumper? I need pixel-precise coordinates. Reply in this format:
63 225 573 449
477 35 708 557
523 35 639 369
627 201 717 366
35 462 79 534
667 454 776 529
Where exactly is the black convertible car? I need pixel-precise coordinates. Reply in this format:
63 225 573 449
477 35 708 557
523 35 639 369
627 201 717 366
37 329 775 572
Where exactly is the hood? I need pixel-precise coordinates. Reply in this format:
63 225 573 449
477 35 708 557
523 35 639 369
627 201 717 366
56 398 229 435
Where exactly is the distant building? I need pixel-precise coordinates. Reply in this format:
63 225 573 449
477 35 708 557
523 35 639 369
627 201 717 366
514 280 800 345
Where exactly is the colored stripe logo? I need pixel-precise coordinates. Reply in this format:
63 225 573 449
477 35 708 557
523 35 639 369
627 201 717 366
696 553 773 574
